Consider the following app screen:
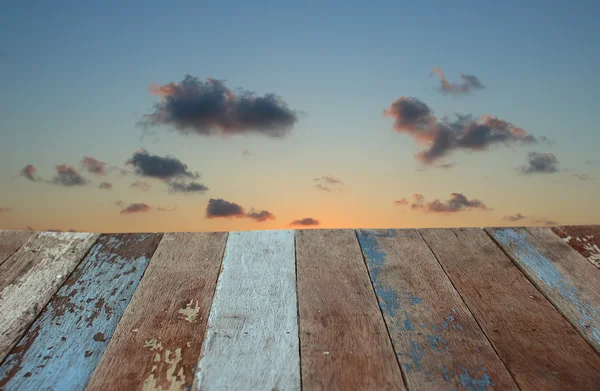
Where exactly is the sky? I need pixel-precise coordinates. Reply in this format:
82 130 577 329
1 0 599 233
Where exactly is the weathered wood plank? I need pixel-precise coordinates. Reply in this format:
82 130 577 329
0 231 98 364
421 228 600 390
0 233 162 391
193 230 300 391
486 226 600 354
552 225 600 269
0 230 34 267
296 229 405 391
87 232 228 391
357 229 517 390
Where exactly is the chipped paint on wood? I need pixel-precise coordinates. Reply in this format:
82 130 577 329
0 230 34 267
86 232 227 391
194 230 300 391
552 225 600 269
0 231 98 364
488 227 600 353
358 229 516 390
0 233 162 390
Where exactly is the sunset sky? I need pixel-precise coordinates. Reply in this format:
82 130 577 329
1 0 599 233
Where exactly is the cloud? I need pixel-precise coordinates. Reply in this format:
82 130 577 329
81 156 108 175
99 181 112 190
411 193 491 213
242 149 251 157
573 173 594 181
120 203 152 215
139 75 299 138
20 164 39 181
291 217 320 226
503 213 527 222
206 198 246 218
168 180 209 194
126 149 199 180
384 97 537 164
393 198 409 206
0 207 13 212
430 66 485 96
533 218 558 226
130 180 152 191
584 160 597 165
314 175 344 191
246 209 276 222
518 152 559 174
52 164 88 186
435 162 456 169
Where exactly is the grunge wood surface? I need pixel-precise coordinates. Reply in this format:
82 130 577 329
0 230 33 267
552 225 600 269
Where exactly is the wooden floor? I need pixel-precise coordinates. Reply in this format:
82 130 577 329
0 227 599 391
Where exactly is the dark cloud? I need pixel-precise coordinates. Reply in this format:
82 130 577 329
0 207 13 212
168 180 209 194
139 75 299 138
126 149 199 180
52 164 88 186
246 209 276 222
314 176 343 191
503 213 527 222
99 182 112 190
130 180 152 191
20 164 39 181
81 156 108 175
384 97 538 164
291 217 320 226
206 198 246 218
573 173 594 181
120 203 152 215
411 193 491 213
393 198 408 206
519 152 559 174
430 66 485 96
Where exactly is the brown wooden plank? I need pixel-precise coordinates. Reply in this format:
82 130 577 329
487 226 600 354
357 229 517 390
86 232 228 391
295 229 406 390
552 225 600 269
0 232 98 364
420 228 600 391
0 230 34 267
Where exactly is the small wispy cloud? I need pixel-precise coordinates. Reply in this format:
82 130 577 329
290 217 320 226
99 182 113 190
503 213 527 222
52 164 88 186
206 198 275 222
120 203 152 215
518 152 559 174
314 175 344 191
81 156 108 175
410 193 491 214
430 66 485 96
19 164 40 181
130 180 152 192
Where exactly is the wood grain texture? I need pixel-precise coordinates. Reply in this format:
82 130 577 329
296 229 405 391
0 230 34 267
486 227 600 354
357 229 517 391
193 230 300 391
421 228 600 390
0 231 98 364
552 225 600 269
0 233 162 391
87 232 228 391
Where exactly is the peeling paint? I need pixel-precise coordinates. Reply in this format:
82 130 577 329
144 338 164 351
178 299 200 323
142 347 186 391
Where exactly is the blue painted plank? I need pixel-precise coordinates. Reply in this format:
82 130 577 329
487 227 600 354
357 229 517 390
0 233 163 391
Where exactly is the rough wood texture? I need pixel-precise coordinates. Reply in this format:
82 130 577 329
296 229 405 391
194 230 300 391
0 233 162 391
0 230 33 267
487 227 600 354
357 229 517 390
421 228 600 390
87 232 228 391
552 225 600 269
0 231 98 364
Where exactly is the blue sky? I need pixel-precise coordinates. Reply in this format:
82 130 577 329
1 0 599 232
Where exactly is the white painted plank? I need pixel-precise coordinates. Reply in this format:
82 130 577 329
193 230 300 391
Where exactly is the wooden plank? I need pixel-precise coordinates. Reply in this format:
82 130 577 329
0 230 34 267
421 228 600 390
87 232 228 391
193 230 300 391
0 233 162 391
296 229 405 390
0 231 98 364
486 226 600 354
552 225 600 269
357 229 517 390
